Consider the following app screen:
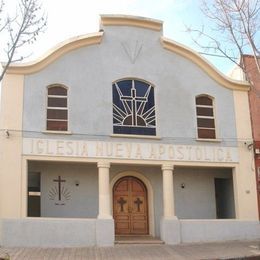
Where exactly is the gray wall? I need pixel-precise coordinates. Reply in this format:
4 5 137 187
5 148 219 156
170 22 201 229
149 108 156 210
29 162 98 218
23 24 237 228
22 25 237 146
28 162 234 236
174 167 234 219
0 218 96 247
180 220 260 243
2 218 260 247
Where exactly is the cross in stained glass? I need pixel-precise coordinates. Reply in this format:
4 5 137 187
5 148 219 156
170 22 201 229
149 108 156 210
134 197 143 212
120 83 147 126
113 79 156 136
117 197 127 212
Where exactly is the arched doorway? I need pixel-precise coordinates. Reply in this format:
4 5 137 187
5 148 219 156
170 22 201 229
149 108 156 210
113 176 149 235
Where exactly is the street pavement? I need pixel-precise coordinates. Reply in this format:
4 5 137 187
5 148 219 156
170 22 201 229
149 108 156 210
0 240 260 260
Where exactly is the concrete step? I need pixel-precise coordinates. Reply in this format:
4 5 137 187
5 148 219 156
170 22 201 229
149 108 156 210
115 236 164 244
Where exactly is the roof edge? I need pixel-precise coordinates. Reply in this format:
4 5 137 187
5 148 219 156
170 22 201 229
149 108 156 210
3 32 104 75
100 14 163 31
161 37 250 91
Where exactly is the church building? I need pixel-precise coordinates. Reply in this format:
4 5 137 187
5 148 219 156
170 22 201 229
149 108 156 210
0 15 260 247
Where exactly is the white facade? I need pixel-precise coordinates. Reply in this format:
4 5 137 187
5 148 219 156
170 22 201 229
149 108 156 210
0 15 259 247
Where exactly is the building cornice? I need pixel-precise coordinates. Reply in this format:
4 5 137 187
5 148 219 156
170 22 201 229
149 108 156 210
2 14 251 92
100 14 163 31
161 37 250 91
3 32 103 75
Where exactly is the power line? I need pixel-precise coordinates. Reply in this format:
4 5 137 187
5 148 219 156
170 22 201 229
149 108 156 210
0 128 252 142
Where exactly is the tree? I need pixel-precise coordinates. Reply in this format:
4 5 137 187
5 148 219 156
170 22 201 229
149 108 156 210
186 0 260 77
0 0 47 82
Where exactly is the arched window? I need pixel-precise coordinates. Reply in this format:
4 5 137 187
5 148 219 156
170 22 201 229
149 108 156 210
46 85 68 131
112 79 156 136
196 95 216 139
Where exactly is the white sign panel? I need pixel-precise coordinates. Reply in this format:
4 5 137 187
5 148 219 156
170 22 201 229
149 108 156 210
23 138 239 163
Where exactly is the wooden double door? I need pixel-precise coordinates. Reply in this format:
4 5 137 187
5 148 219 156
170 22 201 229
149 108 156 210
113 176 148 235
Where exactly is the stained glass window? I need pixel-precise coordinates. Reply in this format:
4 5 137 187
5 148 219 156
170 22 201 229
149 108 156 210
113 79 156 136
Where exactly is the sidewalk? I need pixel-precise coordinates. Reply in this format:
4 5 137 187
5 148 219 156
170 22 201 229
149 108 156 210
0 240 260 260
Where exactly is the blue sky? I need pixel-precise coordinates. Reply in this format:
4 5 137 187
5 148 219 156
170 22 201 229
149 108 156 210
2 0 234 74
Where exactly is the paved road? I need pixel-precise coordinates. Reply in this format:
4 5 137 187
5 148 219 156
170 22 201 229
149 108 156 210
0 240 260 260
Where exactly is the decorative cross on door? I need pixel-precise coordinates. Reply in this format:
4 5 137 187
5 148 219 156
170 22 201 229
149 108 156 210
117 197 127 212
134 197 143 212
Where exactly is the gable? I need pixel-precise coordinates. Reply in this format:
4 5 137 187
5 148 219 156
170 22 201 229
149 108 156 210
4 14 249 92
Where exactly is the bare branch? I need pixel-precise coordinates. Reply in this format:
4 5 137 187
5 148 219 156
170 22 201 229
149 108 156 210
0 0 47 81
185 25 243 70
185 0 260 91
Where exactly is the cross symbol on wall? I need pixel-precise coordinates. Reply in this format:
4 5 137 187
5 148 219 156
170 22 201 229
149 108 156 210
53 176 66 201
117 197 127 212
134 197 143 212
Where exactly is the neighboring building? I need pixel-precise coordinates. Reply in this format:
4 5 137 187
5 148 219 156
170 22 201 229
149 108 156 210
0 15 260 247
243 55 260 219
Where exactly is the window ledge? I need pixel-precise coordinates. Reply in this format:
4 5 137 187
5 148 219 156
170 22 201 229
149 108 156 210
42 130 72 135
111 134 161 140
196 138 221 143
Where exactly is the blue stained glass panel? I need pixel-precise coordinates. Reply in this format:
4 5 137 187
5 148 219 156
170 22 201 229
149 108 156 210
112 79 156 136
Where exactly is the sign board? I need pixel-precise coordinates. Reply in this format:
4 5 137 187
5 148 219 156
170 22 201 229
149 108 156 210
23 138 239 163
